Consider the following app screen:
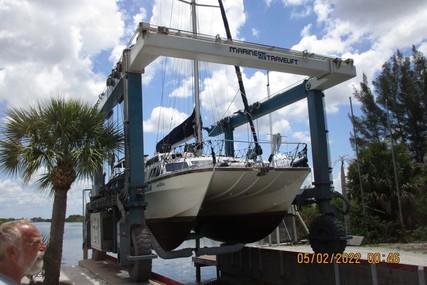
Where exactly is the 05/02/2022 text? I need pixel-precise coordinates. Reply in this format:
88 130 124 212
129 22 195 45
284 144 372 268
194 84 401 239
296 252 400 264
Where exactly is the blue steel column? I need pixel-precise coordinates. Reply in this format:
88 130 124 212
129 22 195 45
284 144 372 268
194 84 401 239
224 126 235 157
119 72 147 266
307 89 334 214
127 72 145 204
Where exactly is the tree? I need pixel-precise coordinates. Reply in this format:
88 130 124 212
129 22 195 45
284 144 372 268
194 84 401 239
373 47 427 162
351 47 427 163
0 98 122 285
347 142 420 226
348 47 427 241
350 73 388 150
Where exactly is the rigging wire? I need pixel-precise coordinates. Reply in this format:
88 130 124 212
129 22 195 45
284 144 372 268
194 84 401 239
217 0 262 158
156 57 168 144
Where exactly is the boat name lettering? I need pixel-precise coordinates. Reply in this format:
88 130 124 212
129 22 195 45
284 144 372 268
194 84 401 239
156 182 165 187
229 47 298 65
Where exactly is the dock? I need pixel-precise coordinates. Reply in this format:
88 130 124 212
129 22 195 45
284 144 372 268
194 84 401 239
193 255 217 282
78 258 184 285
217 244 427 285
51 242 427 285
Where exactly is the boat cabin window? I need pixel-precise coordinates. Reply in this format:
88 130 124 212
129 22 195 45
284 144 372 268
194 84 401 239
191 160 212 168
165 162 189 172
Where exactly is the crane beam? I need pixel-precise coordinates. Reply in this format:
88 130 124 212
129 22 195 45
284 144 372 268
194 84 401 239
207 81 308 136
97 22 356 113
129 23 355 91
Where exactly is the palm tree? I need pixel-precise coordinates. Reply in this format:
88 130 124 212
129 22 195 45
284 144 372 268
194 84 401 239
0 98 123 285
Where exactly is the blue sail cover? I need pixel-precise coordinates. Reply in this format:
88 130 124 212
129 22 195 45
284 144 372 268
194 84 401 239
156 109 199 153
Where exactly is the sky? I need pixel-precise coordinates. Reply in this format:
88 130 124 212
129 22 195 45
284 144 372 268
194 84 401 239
0 0 426 219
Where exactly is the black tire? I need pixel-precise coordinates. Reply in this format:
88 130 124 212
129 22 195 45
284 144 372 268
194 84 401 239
128 225 152 282
309 215 346 254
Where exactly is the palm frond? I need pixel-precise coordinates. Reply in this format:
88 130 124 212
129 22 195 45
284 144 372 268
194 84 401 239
0 97 123 191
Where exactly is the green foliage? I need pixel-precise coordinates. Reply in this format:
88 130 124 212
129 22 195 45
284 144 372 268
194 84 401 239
350 74 388 149
407 226 427 242
65 215 84 222
348 47 427 242
298 204 320 227
0 98 123 191
348 200 405 243
0 218 15 224
347 142 425 232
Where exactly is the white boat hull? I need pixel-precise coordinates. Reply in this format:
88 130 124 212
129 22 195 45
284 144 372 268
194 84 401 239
144 162 309 248
202 167 310 215
144 169 212 250
195 166 310 243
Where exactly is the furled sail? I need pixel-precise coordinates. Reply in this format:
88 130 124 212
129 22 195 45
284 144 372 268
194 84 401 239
156 109 199 153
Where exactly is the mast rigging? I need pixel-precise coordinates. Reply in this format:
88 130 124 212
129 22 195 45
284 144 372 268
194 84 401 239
217 0 263 158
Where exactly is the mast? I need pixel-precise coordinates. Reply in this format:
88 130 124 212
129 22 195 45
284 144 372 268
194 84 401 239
217 0 262 158
191 0 203 146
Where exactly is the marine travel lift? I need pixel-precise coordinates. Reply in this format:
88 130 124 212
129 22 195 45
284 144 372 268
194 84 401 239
91 22 356 281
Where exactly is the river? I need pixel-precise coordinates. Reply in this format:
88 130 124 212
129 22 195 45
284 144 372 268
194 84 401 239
34 222 217 284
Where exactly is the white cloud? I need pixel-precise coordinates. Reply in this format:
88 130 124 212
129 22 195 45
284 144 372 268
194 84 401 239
251 28 260 38
199 67 241 122
0 0 124 107
284 0 427 113
109 44 127 65
301 24 312 37
143 106 189 134
0 179 55 218
330 0 423 29
133 7 148 28
312 0 331 22
0 168 93 218
281 0 313 18
170 76 194 98
264 0 274 7
282 0 308 5
292 130 311 144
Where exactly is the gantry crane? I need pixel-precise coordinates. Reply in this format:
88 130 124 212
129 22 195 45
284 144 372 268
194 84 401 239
88 22 356 281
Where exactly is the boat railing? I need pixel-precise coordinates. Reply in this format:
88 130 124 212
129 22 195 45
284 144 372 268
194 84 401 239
158 139 308 168
108 139 308 183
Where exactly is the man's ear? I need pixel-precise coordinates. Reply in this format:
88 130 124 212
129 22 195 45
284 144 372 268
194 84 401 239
5 245 19 260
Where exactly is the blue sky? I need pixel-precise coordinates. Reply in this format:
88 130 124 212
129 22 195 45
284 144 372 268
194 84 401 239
0 0 426 218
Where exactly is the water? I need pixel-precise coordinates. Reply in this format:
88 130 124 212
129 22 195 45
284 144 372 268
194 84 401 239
34 222 217 284
35 222 83 266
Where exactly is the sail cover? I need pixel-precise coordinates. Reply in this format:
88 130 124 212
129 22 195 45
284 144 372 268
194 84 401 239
156 109 199 153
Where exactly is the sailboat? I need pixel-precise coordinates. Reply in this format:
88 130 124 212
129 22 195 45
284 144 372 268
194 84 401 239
135 0 311 251
143 128 310 250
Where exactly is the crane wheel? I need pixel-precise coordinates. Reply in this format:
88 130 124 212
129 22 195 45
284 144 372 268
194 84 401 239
128 225 152 281
308 215 346 254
